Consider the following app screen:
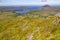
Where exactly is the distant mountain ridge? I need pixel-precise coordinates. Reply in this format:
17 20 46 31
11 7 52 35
0 6 40 11
41 5 56 11
0 5 60 14
0 6 41 14
23 5 60 17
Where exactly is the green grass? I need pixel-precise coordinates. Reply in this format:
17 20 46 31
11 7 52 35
0 11 60 40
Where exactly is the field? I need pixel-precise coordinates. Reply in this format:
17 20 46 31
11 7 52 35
0 9 60 40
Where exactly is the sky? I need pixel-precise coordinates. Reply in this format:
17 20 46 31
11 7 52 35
0 0 60 6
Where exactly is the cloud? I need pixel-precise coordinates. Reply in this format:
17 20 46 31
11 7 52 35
0 0 60 6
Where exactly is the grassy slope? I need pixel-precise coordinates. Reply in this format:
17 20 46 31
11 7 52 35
0 11 60 40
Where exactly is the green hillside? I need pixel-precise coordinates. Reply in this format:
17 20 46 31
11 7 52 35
0 9 60 40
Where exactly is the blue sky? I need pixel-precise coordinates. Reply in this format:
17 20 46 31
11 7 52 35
0 0 60 6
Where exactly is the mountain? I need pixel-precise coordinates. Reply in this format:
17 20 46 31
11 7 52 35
24 5 60 17
0 5 60 17
41 5 58 12
0 6 40 11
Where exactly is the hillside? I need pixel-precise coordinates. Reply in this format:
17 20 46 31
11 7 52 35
0 6 60 40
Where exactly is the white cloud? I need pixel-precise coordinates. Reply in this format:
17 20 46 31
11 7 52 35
0 0 60 6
